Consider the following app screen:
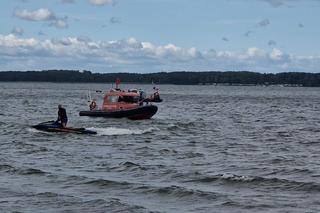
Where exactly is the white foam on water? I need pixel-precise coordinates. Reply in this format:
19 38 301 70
27 128 42 133
27 127 52 135
87 127 158 136
221 173 252 181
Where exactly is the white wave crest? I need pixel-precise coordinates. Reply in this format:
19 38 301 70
221 173 252 181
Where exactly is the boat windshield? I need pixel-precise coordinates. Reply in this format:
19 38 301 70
107 96 119 103
119 96 139 103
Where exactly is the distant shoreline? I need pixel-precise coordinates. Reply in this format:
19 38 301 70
0 81 306 88
1 70 320 87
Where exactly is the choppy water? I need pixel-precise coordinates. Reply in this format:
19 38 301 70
1 82 320 213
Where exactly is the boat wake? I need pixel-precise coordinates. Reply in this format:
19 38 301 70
27 128 51 134
87 127 158 136
28 126 155 136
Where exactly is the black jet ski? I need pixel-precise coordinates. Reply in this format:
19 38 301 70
144 97 163 103
32 121 97 135
144 92 163 103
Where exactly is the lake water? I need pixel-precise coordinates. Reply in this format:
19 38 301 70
1 82 320 213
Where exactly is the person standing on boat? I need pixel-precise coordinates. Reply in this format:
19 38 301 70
89 99 97 110
57 104 68 128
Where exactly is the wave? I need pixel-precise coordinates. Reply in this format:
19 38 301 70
0 164 15 171
83 177 218 201
136 185 218 201
83 179 131 187
178 152 205 159
116 161 147 172
22 99 29 105
18 168 47 175
82 198 150 212
167 121 196 131
122 161 140 167
36 192 60 198
0 164 46 175
88 127 158 136
186 173 320 192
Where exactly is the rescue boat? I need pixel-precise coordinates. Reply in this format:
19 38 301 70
79 82 158 120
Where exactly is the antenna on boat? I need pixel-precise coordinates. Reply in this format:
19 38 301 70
87 90 92 102
115 78 121 90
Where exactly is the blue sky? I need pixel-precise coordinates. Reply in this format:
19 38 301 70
0 0 319 73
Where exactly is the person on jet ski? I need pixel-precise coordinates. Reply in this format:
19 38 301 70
56 104 68 128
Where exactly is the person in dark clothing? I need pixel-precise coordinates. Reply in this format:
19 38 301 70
57 104 68 128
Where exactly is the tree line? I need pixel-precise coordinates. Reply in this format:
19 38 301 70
1 70 320 86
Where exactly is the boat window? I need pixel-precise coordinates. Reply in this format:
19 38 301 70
119 96 139 103
107 96 119 103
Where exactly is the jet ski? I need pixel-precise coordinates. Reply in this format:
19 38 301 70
32 121 97 135
144 96 163 103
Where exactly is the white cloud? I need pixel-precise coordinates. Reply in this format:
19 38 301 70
89 0 113 5
247 47 266 57
262 0 287 7
270 48 284 60
259 0 297 7
0 34 38 49
268 40 277 46
0 34 318 72
62 0 75 3
258 0 320 7
49 17 69 29
222 37 229 42
244 31 253 37
38 31 46 36
110 17 121 24
256 19 270 27
14 8 54 21
14 8 68 29
11 27 24 36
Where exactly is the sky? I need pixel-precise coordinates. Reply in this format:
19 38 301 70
0 0 319 73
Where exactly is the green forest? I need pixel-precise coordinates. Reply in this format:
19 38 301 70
1 70 320 87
